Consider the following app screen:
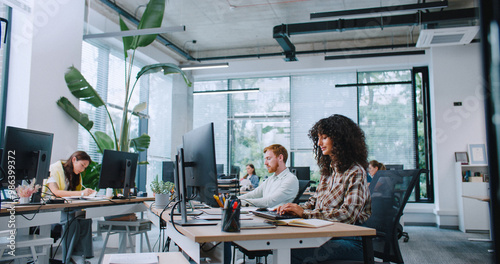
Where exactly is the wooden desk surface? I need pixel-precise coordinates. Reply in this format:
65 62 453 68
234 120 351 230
146 202 376 244
0 197 154 214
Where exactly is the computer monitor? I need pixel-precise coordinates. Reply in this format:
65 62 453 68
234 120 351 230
162 161 175 183
174 123 219 226
289 166 311 181
0 126 54 185
98 150 139 199
0 126 54 202
385 164 404 171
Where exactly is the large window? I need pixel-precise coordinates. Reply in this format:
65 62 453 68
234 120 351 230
79 40 173 193
194 67 433 202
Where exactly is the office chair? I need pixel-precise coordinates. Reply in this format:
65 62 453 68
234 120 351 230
293 180 311 204
320 169 426 264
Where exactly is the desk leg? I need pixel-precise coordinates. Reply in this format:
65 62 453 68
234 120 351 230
362 236 374 264
272 248 290 264
224 242 231 264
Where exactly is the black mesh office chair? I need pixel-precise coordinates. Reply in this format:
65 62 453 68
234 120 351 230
293 180 311 204
320 169 427 264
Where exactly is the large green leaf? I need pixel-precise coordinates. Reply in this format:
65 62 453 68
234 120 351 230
56 97 94 131
95 131 115 152
132 102 147 114
119 17 133 59
130 133 151 152
64 66 106 108
137 63 192 87
81 161 101 190
130 0 166 49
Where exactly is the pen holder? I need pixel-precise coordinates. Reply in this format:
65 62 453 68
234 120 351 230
221 197 240 232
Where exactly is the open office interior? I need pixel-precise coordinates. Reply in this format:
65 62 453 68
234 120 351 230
1 0 499 261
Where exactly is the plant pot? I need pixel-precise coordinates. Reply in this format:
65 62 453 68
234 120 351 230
19 196 30 204
155 193 169 209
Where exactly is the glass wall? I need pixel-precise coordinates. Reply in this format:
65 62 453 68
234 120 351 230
193 68 433 202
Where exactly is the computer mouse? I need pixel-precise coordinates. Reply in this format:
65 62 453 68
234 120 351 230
256 207 268 211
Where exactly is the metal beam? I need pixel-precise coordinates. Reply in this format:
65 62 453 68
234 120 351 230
98 0 194 61
311 1 448 19
274 8 478 61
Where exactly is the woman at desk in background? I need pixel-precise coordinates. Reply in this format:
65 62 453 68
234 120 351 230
46 151 95 264
277 114 372 263
368 160 386 183
240 163 259 189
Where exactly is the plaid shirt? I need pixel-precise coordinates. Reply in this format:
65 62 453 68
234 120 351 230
301 164 372 225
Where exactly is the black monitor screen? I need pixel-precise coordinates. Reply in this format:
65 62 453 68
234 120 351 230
98 150 138 197
385 164 404 170
162 161 175 183
1 126 54 186
290 166 311 181
182 123 218 207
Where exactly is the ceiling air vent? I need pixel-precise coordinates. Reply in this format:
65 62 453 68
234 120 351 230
416 26 479 47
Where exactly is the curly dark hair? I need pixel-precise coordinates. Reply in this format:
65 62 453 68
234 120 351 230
308 114 368 175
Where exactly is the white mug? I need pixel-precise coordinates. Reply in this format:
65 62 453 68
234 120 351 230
105 188 113 198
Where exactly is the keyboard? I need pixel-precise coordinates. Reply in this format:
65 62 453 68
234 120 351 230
252 210 298 220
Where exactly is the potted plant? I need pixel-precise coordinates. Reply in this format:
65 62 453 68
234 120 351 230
56 0 191 190
150 175 174 209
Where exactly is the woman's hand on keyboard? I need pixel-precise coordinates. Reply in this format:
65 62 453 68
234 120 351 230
276 203 304 217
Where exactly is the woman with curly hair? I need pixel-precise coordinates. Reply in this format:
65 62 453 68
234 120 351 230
277 114 372 263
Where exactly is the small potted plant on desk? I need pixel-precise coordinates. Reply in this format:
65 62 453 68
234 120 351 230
150 175 174 209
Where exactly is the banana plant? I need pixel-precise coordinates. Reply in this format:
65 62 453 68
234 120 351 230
57 0 192 155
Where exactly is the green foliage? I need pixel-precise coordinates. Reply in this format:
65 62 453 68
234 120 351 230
150 175 174 194
81 161 101 190
57 0 191 155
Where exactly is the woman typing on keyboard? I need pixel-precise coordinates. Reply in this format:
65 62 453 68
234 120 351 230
276 114 372 264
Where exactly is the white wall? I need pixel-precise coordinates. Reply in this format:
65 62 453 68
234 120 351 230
429 43 486 227
6 0 85 162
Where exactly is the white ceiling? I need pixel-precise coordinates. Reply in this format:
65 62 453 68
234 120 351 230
90 0 479 63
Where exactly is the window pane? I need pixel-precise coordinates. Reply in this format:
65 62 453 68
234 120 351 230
358 70 416 169
230 118 290 178
291 73 357 151
193 80 228 171
229 77 290 117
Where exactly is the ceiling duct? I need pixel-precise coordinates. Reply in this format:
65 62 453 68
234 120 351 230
416 26 480 47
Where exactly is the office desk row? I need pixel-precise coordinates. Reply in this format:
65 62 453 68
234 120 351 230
1 198 376 264
145 202 376 264
0 197 154 231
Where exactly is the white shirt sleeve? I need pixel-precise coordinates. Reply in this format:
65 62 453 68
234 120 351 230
238 169 298 208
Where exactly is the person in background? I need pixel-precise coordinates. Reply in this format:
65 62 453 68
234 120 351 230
238 144 299 208
277 114 372 263
46 151 95 264
368 160 386 182
242 163 260 188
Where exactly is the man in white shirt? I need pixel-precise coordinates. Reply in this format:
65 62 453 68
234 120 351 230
238 144 299 208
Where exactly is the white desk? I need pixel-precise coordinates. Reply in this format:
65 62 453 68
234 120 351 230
103 252 190 264
146 202 376 264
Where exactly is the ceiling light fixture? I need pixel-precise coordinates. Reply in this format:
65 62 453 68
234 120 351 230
325 50 425 60
83 26 185 39
193 88 259 95
310 1 448 19
179 62 229 70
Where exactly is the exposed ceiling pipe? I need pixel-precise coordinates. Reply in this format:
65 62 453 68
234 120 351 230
98 0 195 61
275 8 478 61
